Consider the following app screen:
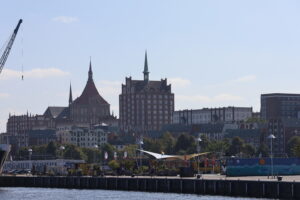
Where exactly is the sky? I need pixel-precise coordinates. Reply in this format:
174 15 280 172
1 0 300 132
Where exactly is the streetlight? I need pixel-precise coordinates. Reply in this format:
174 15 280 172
139 137 144 168
196 136 202 175
28 148 32 160
268 134 276 178
94 145 98 164
59 146 65 159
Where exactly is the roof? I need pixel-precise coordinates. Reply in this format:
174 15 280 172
73 62 109 105
73 78 109 105
125 78 171 93
261 93 300 98
43 107 66 119
56 107 70 120
224 129 261 139
191 123 224 134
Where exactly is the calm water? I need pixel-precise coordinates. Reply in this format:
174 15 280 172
0 187 263 200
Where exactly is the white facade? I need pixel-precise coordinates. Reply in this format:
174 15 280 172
3 159 84 174
56 123 73 144
173 107 252 125
69 125 108 148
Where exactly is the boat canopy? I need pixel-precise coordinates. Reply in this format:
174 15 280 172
137 149 209 161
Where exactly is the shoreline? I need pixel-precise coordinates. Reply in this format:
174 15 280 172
1 175 299 199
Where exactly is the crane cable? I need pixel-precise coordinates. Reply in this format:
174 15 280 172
21 25 24 80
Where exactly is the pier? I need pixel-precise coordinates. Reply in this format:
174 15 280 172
1 175 300 199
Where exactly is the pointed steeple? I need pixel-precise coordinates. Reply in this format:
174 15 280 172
143 51 149 82
69 82 73 105
88 57 93 80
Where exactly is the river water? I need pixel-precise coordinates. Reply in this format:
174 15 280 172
0 187 263 200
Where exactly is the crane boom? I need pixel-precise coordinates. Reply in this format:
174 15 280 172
0 19 23 75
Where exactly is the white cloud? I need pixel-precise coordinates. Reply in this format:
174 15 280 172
52 16 78 23
168 77 191 88
97 80 121 96
0 93 9 98
232 75 256 83
0 68 69 80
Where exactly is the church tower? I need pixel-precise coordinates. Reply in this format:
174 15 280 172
143 51 149 82
69 83 73 105
70 60 111 125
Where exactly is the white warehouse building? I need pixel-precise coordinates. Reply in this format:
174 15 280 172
172 107 253 125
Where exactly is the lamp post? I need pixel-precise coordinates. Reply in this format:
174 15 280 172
94 144 98 164
138 136 144 168
28 148 32 160
196 136 202 175
268 134 276 178
59 146 65 159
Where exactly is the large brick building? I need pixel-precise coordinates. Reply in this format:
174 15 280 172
69 61 112 124
119 53 174 135
261 93 300 120
4 61 117 150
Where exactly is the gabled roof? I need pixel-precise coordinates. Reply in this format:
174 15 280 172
43 107 66 119
56 107 71 120
73 61 109 105
127 79 171 93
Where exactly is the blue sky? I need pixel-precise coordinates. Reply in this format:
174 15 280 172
1 0 300 132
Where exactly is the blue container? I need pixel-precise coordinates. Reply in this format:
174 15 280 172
226 157 300 176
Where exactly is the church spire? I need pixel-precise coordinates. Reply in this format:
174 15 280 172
143 51 149 82
69 82 73 105
88 57 93 80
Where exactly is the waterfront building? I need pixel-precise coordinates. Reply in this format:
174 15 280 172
173 107 253 125
119 52 174 135
69 124 108 148
5 60 117 151
261 93 300 120
27 129 57 146
3 159 85 174
267 118 300 156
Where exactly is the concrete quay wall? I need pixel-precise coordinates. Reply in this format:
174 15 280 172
0 176 300 199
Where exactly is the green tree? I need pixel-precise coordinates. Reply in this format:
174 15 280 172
287 136 300 156
160 132 176 154
243 144 255 157
108 160 120 170
206 140 229 156
46 141 57 157
143 137 162 153
199 135 210 151
174 133 196 154
292 144 300 157
256 143 269 157
63 144 87 160
82 147 101 163
226 137 245 156
100 143 115 161
123 144 138 158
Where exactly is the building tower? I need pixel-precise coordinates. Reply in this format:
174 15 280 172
143 51 149 82
119 52 174 135
69 83 73 105
70 60 111 125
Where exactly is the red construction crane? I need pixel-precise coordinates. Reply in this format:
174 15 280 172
0 19 23 75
